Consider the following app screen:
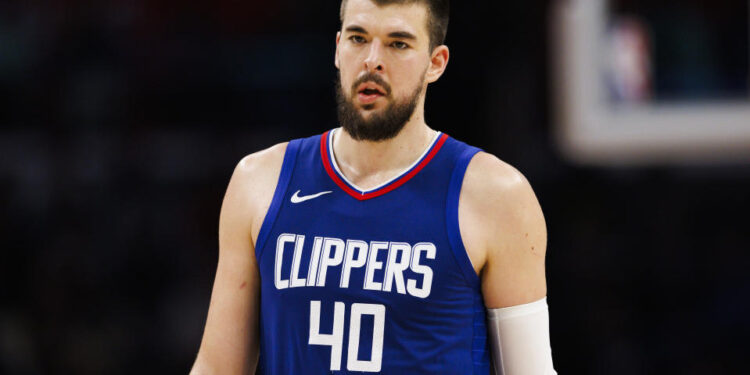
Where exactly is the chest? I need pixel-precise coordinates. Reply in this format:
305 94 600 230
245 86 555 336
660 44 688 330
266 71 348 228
257 183 466 300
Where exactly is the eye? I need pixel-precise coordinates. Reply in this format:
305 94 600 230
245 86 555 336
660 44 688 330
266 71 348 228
391 41 409 50
349 35 366 44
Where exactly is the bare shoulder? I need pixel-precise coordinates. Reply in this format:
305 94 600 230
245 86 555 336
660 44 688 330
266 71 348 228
460 152 548 307
195 143 289 374
459 152 547 268
234 142 289 182
462 152 530 202
221 142 289 246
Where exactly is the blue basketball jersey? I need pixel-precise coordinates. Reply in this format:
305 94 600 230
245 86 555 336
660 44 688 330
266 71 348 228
255 129 491 374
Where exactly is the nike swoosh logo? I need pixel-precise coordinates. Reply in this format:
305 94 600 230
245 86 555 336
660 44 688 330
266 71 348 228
290 190 332 204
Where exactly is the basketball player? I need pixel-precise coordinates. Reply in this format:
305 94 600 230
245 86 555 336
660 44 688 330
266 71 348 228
191 0 555 374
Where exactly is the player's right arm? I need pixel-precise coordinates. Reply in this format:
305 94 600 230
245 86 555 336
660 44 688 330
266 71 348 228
190 143 288 375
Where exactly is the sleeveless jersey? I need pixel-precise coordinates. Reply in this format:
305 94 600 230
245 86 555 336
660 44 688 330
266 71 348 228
255 129 491 374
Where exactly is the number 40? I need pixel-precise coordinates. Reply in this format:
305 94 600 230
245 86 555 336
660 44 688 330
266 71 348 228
309 301 385 372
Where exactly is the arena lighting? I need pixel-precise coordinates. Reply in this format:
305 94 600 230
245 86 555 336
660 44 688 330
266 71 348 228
552 0 750 165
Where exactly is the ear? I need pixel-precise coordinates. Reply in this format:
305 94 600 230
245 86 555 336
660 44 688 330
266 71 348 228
425 45 449 84
335 31 342 70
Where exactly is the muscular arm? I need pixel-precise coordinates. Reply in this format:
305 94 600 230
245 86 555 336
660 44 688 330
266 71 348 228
460 152 547 307
460 152 553 374
190 143 287 375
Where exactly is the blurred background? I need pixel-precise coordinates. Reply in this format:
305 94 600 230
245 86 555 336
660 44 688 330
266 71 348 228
1 0 749 374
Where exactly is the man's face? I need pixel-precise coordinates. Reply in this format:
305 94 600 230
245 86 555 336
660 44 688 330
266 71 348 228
335 0 433 141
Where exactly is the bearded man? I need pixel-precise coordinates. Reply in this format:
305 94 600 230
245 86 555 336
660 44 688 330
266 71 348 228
191 0 556 374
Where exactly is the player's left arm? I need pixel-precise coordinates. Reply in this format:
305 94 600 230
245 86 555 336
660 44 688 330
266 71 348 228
460 152 555 375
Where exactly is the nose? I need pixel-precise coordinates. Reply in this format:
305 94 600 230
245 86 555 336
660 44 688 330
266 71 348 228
363 40 384 73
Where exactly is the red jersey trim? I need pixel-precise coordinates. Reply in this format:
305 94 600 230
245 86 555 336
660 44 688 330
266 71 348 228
320 130 449 201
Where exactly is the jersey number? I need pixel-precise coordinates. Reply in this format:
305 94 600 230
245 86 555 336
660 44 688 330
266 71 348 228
308 301 385 372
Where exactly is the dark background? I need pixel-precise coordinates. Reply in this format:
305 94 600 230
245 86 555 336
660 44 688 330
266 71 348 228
1 0 749 374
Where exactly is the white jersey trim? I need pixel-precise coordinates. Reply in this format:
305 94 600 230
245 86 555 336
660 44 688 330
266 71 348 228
327 128 442 194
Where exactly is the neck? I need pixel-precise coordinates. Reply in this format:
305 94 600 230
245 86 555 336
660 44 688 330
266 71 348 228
332 109 437 191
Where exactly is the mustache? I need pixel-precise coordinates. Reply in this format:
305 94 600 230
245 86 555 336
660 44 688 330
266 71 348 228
351 73 392 96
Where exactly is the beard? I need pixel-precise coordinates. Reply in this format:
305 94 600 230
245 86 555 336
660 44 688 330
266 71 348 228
335 71 424 142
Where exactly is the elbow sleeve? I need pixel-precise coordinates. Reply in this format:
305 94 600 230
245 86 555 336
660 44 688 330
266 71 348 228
486 297 556 375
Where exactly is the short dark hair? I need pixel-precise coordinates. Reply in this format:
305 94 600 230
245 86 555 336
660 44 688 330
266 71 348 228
340 0 450 51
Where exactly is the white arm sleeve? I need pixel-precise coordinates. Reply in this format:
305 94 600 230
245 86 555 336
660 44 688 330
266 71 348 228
486 297 556 375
